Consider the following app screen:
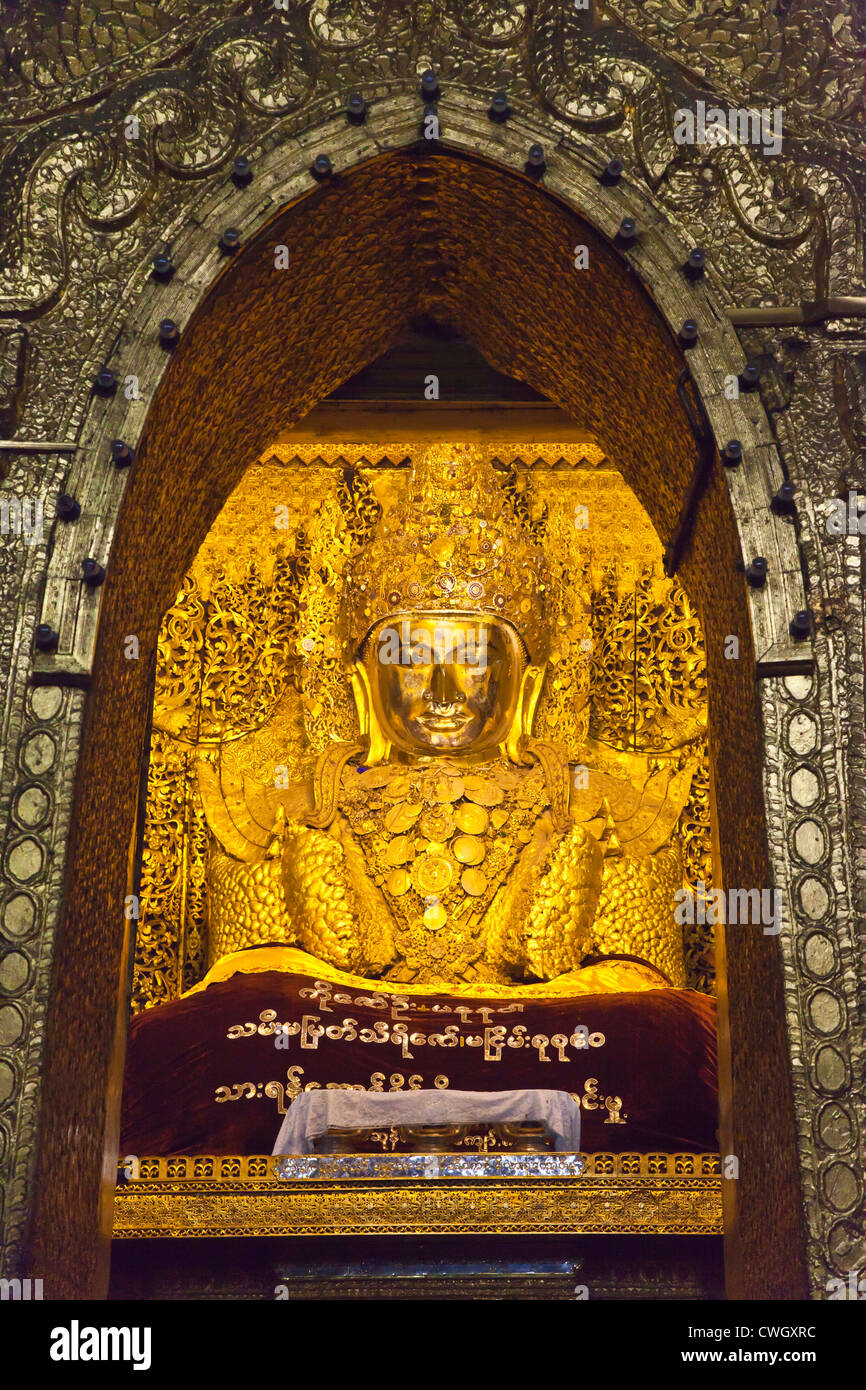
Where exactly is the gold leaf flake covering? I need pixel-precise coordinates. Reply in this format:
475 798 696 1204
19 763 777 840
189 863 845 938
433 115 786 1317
593 846 686 988
524 822 605 981
207 848 292 965
281 817 396 979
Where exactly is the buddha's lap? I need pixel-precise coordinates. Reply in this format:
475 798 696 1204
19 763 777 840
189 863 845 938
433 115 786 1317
120 952 719 1156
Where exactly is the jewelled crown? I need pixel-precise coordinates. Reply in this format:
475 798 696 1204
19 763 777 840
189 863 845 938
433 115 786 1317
341 442 552 662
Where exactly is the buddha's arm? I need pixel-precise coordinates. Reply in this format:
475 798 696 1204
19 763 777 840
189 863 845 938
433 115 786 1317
281 816 396 978
525 819 604 979
485 813 603 981
570 755 694 986
198 761 305 963
207 837 295 964
591 844 687 987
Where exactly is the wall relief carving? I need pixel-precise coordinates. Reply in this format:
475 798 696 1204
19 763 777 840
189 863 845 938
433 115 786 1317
1 0 863 319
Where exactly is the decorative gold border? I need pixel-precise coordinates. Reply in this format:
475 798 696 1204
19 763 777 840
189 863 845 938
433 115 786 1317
113 1154 722 1239
261 440 608 469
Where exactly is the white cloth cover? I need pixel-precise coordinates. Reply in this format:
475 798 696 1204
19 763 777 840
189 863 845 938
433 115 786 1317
272 1088 581 1154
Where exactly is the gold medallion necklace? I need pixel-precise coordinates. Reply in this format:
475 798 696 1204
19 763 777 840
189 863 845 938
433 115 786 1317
339 757 549 980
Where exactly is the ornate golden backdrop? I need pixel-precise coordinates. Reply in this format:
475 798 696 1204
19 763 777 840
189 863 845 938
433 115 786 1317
134 442 712 1012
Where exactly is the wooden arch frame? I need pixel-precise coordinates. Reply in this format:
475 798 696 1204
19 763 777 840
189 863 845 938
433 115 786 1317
27 147 806 1299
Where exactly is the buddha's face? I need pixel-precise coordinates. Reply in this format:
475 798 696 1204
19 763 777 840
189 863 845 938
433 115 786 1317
362 614 525 756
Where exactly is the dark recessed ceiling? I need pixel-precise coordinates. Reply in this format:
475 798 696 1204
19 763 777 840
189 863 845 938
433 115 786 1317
327 320 547 402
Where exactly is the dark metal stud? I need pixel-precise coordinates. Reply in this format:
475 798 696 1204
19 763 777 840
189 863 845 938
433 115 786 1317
684 247 706 280
94 367 117 397
600 158 623 185
722 439 743 467
82 558 106 587
34 624 59 654
489 92 510 123
311 154 333 181
56 493 80 522
420 69 440 101
526 144 546 176
111 439 133 468
152 252 174 283
790 610 811 640
772 480 797 515
219 227 241 254
615 217 638 247
678 319 699 347
347 93 367 125
746 557 768 588
158 318 179 349
739 359 761 391
232 155 252 187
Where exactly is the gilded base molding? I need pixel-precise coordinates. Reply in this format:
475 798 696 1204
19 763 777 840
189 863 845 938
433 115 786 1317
112 1153 722 1239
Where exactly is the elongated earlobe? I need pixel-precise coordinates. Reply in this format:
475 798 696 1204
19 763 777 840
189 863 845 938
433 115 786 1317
350 662 391 765
503 663 546 761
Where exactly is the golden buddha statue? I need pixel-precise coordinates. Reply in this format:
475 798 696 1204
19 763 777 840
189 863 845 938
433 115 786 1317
197 443 696 999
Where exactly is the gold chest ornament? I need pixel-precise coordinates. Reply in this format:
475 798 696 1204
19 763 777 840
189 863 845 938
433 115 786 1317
338 757 549 982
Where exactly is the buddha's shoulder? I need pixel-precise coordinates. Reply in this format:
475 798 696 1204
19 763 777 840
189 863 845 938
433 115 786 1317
198 757 321 862
567 752 698 857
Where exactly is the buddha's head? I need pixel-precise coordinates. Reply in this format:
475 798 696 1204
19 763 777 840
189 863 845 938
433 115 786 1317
360 612 526 756
341 443 551 762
